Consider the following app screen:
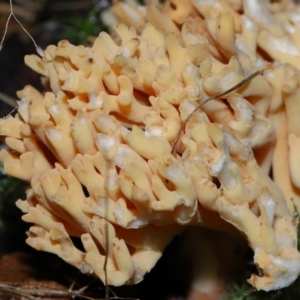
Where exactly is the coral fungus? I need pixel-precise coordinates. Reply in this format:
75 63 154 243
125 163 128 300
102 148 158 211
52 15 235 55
1 0 300 295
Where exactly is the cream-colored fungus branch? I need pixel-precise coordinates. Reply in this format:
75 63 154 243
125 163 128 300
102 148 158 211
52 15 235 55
1 0 300 296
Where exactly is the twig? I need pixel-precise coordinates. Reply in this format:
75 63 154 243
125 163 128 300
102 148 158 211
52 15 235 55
0 0 44 57
0 280 139 300
2 107 18 120
104 173 110 300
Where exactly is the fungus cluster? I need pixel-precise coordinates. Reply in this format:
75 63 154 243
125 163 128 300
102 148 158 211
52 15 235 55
1 0 300 294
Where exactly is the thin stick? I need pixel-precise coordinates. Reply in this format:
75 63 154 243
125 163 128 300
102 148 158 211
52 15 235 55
104 218 109 300
171 70 263 155
0 281 139 300
103 161 110 300
0 0 44 57
3 106 18 120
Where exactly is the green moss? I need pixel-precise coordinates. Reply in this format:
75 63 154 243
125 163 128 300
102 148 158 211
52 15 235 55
224 271 300 299
58 6 107 45
0 162 27 233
